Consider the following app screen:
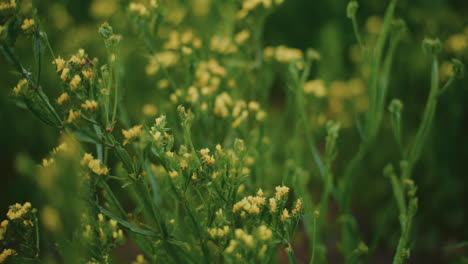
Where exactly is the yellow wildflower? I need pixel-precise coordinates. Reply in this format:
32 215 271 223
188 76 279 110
142 104 157 116
131 254 148 264
168 170 179 179
446 34 467 54
67 109 81 123
122 125 143 145
90 160 108 175
42 158 54 167
234 229 255 247
214 92 232 118
235 30 250 44
7 202 32 220
0 249 17 263
81 100 98 110
0 220 8 241
81 153 109 175
0 0 16 11
82 70 94 80
365 16 382 34
274 45 303 63
257 225 272 240
304 79 327 97
199 148 215 165
21 18 35 31
56 92 69 105
13 79 27 95
225 239 237 254
70 74 82 90
53 56 66 72
157 79 169 89
281 208 290 221
292 199 303 215
275 185 289 200
129 2 148 16
269 198 277 213
41 206 62 232
60 67 70 81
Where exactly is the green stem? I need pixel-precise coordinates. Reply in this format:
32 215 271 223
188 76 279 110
309 214 318 264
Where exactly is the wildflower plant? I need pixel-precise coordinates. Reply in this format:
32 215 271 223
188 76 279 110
0 0 466 263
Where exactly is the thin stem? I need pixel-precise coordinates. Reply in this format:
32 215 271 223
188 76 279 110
309 214 318 264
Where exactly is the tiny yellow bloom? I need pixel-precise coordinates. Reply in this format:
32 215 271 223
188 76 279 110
66 109 81 123
70 74 82 90
81 100 98 110
122 125 143 145
0 248 17 263
13 79 27 95
281 208 290 221
56 92 69 105
53 56 66 72
21 18 35 31
82 70 94 80
304 79 327 97
60 67 70 81
168 170 179 179
275 185 290 200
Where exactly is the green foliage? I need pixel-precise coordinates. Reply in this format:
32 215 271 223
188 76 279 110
1 0 467 263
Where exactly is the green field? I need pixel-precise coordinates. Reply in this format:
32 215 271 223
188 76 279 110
1 0 467 263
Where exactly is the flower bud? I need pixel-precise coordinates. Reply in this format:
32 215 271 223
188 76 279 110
422 38 442 56
347 1 359 19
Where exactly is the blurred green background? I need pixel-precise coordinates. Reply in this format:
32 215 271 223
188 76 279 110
1 0 467 262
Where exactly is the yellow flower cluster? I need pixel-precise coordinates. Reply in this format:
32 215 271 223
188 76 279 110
256 225 272 240
81 153 109 175
81 99 98 110
6 202 31 220
168 170 179 179
131 254 149 264
0 220 8 241
234 229 255 247
122 125 143 145
214 92 233 118
207 225 230 238
0 249 16 263
0 0 16 11
67 109 81 123
445 32 468 54
269 197 277 213
21 18 35 32
12 79 27 95
281 208 290 221
233 194 266 215
274 185 290 200
264 45 303 65
237 0 284 19
129 2 148 16
210 35 237 54
70 75 82 90
304 79 327 97
146 51 179 75
53 49 93 91
327 78 367 127
235 30 250 45
42 157 55 167
292 199 303 215
56 92 69 105
163 30 202 50
53 56 66 72
41 206 62 232
230 100 267 127
199 148 215 165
